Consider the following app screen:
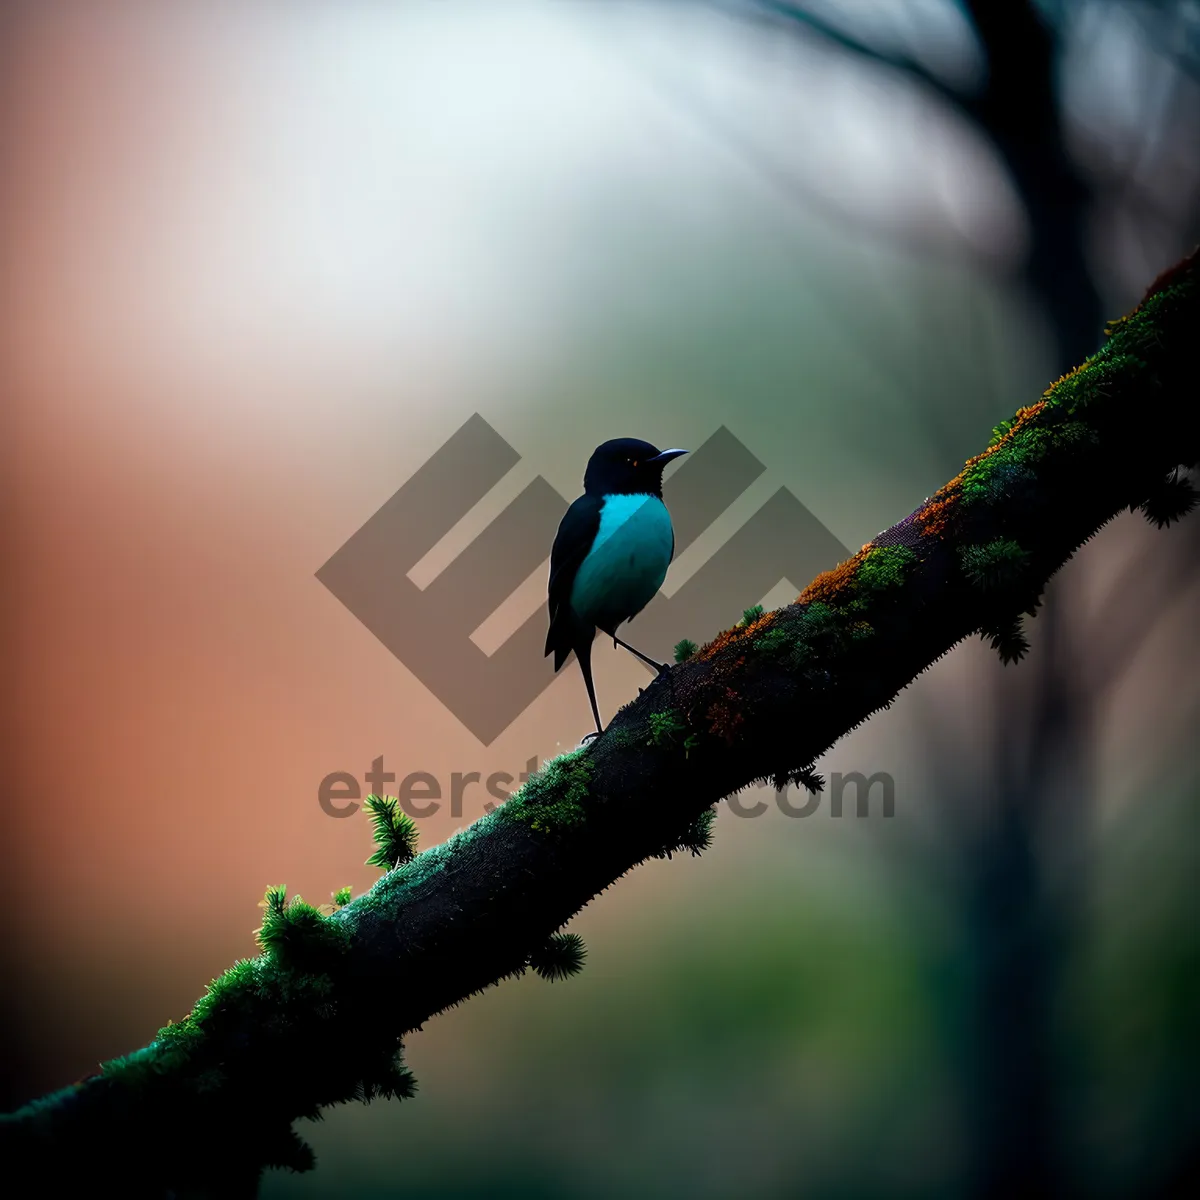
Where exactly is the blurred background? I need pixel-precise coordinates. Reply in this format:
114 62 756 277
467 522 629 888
1 1 1198 1197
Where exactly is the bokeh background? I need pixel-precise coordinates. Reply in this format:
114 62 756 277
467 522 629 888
2 2 1198 1197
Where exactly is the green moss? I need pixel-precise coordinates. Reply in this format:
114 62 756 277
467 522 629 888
972 285 1184 499
255 886 353 966
332 887 352 908
363 794 419 871
98 946 344 1092
854 545 917 594
597 723 640 751
989 416 1019 446
187 958 261 1027
365 838 453 908
673 637 698 663
959 538 1029 589
80 822 427 1145
99 1044 165 1088
753 626 793 655
750 620 821 676
647 708 687 747
744 554 909 671
359 807 518 914
1053 352 1152 415
798 602 840 635
497 747 593 834
741 604 765 626
960 421 1097 507
745 604 839 670
955 453 1032 501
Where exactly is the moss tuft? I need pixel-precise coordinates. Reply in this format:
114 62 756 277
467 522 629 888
255 886 352 967
982 615 1030 665
363 795 419 871
959 538 1029 590
673 638 698 663
1139 469 1198 529
656 806 717 859
771 765 824 795
354 1044 418 1103
530 932 587 981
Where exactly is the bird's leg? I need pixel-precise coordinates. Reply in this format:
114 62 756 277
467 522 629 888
611 634 671 675
576 640 605 740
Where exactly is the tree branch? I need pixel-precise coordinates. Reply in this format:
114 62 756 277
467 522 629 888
729 0 979 118
3 250 1199 1197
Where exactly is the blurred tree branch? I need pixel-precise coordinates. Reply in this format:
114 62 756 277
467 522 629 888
741 0 1102 366
736 0 978 115
2 249 1196 1198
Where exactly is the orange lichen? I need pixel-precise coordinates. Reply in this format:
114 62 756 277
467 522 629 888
694 609 778 663
962 441 1002 474
705 687 746 744
915 397 1050 536
1007 400 1048 434
917 486 961 537
795 547 870 606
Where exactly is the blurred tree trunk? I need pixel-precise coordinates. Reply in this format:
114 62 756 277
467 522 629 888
959 8 1090 1193
963 0 1103 371
742 3 1198 1194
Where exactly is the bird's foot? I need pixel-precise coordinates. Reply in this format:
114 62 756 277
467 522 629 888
654 660 671 676
579 729 603 745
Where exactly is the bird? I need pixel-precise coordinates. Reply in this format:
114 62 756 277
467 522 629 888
545 438 688 739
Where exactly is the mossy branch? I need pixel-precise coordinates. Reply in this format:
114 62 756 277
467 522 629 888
4 251 1199 1197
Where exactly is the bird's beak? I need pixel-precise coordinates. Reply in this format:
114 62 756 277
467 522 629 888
647 448 688 465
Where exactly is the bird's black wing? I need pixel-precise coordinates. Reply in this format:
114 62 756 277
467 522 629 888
545 494 602 667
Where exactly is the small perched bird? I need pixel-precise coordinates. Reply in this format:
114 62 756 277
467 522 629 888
545 438 688 738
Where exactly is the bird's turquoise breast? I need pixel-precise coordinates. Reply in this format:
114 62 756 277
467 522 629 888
569 494 674 627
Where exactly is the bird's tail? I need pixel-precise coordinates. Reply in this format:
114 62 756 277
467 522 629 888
545 614 570 671
546 609 590 672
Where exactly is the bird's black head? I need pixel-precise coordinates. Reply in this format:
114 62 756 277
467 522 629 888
582 438 688 498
